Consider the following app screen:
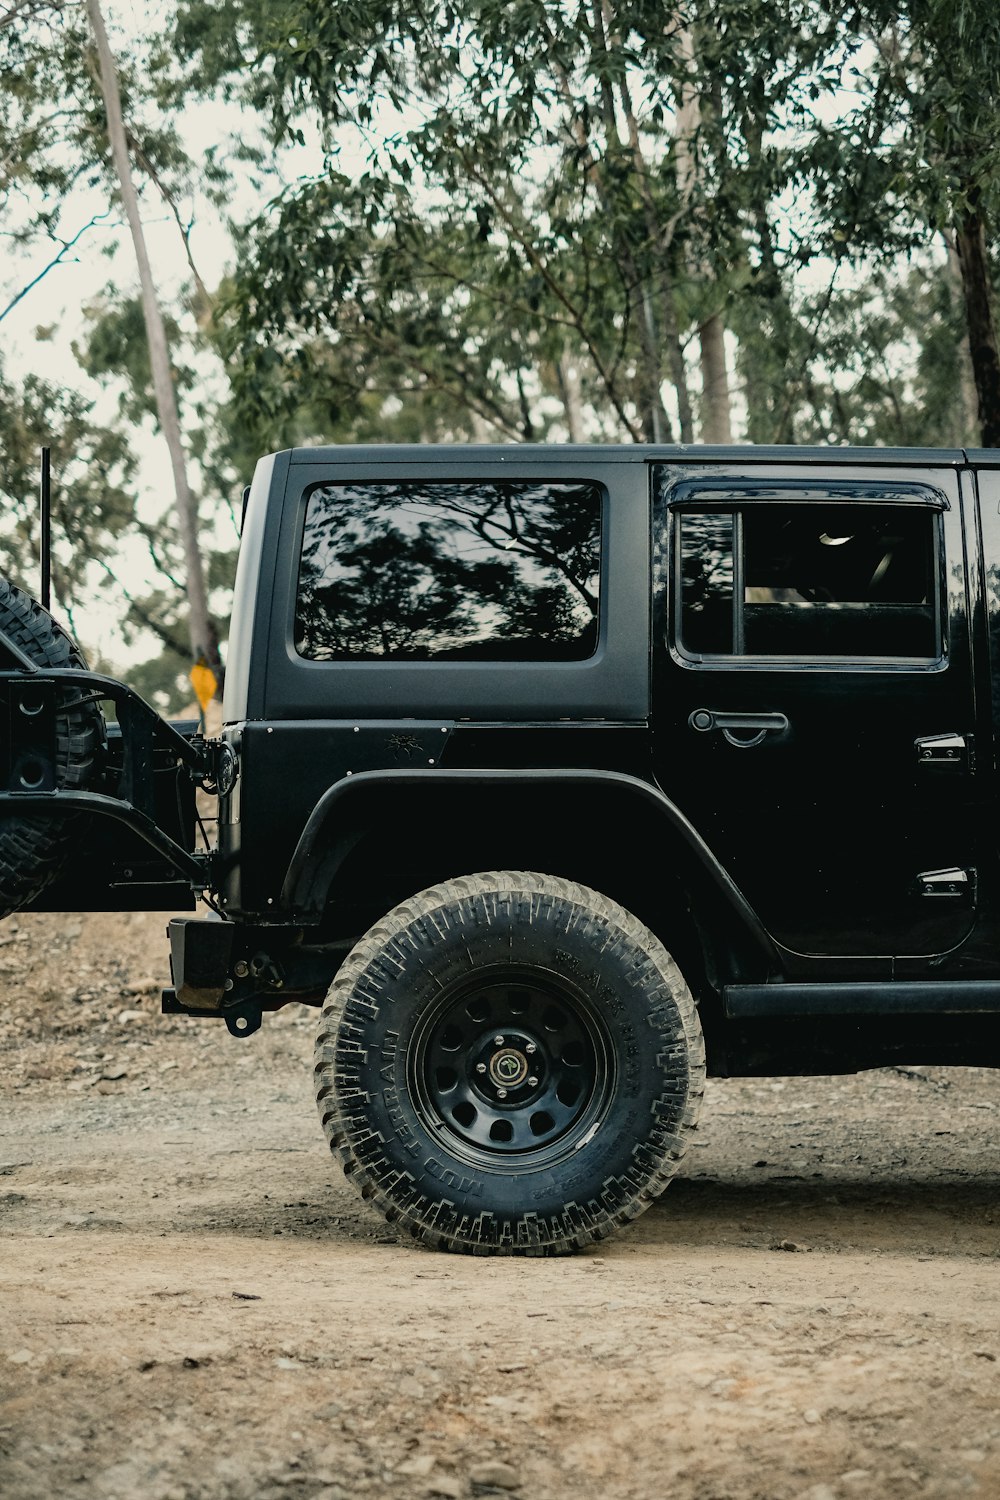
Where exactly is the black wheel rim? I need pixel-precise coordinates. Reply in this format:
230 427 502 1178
408 966 615 1171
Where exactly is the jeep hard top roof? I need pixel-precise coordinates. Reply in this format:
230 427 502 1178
275 442 973 468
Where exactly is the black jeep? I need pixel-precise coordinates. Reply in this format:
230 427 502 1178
3 442 999 1253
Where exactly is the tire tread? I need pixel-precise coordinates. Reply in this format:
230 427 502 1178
0 579 102 916
314 870 706 1256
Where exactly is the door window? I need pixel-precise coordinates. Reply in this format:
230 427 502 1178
675 502 940 661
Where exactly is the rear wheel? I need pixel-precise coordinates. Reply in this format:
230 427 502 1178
314 870 705 1254
0 580 103 916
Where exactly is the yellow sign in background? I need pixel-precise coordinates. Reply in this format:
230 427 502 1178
189 658 217 714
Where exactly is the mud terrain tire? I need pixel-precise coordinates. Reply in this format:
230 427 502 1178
0 580 103 916
314 870 705 1255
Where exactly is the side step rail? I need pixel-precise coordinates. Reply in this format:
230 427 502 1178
725 982 1000 1018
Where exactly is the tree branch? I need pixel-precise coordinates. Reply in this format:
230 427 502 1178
125 128 214 320
460 155 643 440
0 212 110 324
0 0 67 31
90 557 187 655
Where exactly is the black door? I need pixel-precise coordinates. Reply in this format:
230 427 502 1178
652 461 978 960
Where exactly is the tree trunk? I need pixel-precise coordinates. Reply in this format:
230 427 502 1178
738 104 797 443
609 8 691 442
675 23 734 445
953 206 1000 448
945 238 980 443
85 0 222 692
589 0 673 443
699 314 733 443
556 353 586 443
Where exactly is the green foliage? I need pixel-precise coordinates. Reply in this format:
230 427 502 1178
1 0 245 693
0 355 135 601
181 0 1000 449
182 0 721 442
217 174 636 445
75 297 195 424
789 260 980 447
0 4 195 254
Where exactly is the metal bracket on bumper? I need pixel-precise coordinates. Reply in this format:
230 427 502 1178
165 917 281 1038
164 916 336 1036
161 987 263 1037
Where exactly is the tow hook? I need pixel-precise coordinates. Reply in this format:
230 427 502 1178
225 1004 263 1038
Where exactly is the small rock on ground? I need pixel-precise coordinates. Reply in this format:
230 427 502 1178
469 1460 522 1490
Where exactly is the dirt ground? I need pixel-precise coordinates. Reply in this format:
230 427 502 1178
1 908 998 1500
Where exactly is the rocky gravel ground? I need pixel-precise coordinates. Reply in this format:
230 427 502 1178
1 909 998 1500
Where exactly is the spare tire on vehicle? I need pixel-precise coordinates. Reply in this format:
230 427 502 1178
0 578 104 918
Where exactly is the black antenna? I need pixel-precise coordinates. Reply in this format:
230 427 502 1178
39 447 51 610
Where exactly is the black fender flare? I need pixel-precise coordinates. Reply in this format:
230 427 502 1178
280 767 777 964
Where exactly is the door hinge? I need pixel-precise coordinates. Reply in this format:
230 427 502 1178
915 733 972 773
916 867 975 900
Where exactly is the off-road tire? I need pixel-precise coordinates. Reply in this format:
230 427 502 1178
0 579 103 916
314 870 705 1255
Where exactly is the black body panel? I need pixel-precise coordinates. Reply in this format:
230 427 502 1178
210 444 1000 1078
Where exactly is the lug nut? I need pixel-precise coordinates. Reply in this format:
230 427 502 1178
494 1034 505 1046
525 1042 537 1054
496 1087 508 1099
528 1076 539 1087
476 1062 487 1074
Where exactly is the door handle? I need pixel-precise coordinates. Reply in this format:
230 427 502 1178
688 708 789 749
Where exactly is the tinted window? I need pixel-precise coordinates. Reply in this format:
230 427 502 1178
678 512 735 654
296 479 601 661
677 502 939 659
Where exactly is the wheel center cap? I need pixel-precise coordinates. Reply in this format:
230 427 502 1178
489 1048 529 1088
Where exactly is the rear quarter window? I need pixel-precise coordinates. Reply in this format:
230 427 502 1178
295 479 602 662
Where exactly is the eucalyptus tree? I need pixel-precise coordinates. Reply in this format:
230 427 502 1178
0 0 233 696
179 0 772 444
190 0 965 450
84 0 221 686
889 0 1000 446
794 0 1000 445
